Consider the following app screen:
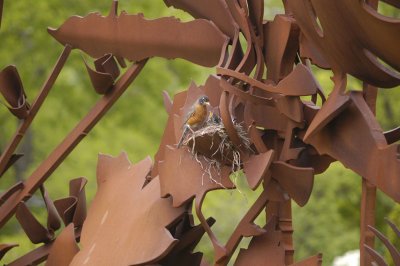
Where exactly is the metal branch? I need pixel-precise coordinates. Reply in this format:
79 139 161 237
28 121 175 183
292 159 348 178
0 45 72 178
0 59 148 229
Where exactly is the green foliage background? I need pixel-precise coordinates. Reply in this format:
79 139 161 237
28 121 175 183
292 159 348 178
0 0 399 265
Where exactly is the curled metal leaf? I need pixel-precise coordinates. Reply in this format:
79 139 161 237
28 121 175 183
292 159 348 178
0 65 30 119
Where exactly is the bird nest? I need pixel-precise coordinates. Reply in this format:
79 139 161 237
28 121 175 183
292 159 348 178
180 117 252 186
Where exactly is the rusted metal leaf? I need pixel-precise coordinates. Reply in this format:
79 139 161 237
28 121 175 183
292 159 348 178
0 243 18 260
45 224 79 266
16 202 54 244
289 0 400 87
0 65 30 119
49 12 228 67
234 216 285 266
159 146 234 208
243 150 274 190
70 153 185 265
163 0 236 38
263 15 299 82
54 177 87 228
271 162 314 207
15 186 61 244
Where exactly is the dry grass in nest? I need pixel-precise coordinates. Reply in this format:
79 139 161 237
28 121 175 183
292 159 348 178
181 117 252 189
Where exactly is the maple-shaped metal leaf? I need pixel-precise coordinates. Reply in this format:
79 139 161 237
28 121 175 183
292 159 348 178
159 146 234 208
70 153 185 266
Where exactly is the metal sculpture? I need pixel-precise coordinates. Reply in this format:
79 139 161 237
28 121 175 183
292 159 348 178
0 0 399 265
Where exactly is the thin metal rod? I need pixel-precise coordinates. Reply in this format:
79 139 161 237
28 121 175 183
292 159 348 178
0 45 72 178
360 178 377 266
360 78 378 265
0 59 148 229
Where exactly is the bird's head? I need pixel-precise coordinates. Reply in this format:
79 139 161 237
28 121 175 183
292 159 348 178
198 96 210 106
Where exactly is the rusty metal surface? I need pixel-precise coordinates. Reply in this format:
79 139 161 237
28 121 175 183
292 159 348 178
71 154 185 265
49 1 228 67
0 0 399 265
364 219 400 266
45 224 79 266
288 0 400 88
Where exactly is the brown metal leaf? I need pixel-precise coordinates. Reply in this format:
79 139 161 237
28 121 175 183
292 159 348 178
217 189 270 265
234 216 285 266
386 218 400 238
160 217 215 266
247 0 264 36
70 153 184 265
83 57 114 94
304 78 400 202
289 0 400 87
304 76 351 141
54 177 87 229
225 0 259 76
243 150 274 190
364 244 388 266
16 202 54 244
0 65 30 119
263 15 299 82
68 177 87 228
220 91 243 147
152 94 188 180
364 219 400 266
54 177 87 228
49 12 228 67
0 243 18 260
45 224 79 266
40 186 62 233
299 32 330 69
290 148 334 175
15 185 61 244
83 53 120 94
271 162 314 207
159 146 234 208
384 126 400 145
54 197 76 227
163 0 236 38
163 90 173 114
154 76 224 178
94 53 120 80
368 225 400 265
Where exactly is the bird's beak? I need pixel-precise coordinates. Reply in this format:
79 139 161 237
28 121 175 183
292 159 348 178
205 102 211 106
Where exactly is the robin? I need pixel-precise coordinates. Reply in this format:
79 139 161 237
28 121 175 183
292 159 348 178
177 95 210 148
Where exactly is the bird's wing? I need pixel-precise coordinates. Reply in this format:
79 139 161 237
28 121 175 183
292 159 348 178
182 105 196 127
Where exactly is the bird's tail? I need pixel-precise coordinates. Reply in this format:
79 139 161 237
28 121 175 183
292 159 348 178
177 126 190 148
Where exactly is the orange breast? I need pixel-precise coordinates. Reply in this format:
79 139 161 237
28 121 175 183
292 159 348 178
187 104 207 127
